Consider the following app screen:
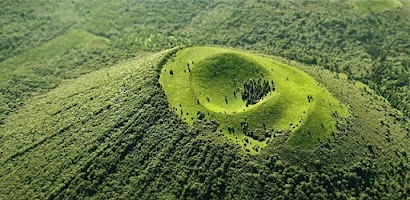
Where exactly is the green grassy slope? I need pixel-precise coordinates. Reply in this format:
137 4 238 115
160 47 349 153
348 0 403 14
278 57 409 159
191 53 269 113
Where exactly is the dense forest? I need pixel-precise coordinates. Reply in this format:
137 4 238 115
1 0 409 120
0 0 409 199
241 78 275 106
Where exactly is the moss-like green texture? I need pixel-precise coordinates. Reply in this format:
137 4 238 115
349 0 403 14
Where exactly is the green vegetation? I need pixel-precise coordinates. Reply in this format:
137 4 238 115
0 0 409 199
160 47 349 153
349 0 403 14
0 47 408 199
0 29 123 124
1 0 409 118
241 77 275 106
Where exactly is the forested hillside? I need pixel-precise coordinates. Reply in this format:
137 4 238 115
0 0 409 199
1 0 409 120
1 47 409 199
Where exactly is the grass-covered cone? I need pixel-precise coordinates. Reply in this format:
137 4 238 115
160 46 350 154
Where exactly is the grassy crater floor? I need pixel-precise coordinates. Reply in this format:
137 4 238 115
160 47 350 154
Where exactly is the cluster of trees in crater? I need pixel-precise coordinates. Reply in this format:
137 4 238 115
240 78 275 106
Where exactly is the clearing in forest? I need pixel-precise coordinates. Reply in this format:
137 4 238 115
160 47 349 154
348 0 403 14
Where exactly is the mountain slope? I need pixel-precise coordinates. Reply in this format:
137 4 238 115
0 48 409 199
0 29 117 125
2 0 409 118
0 50 162 198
